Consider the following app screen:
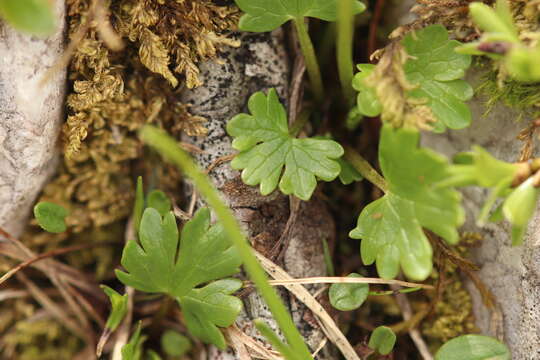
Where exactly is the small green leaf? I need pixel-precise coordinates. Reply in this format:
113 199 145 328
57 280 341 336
0 0 56 36
352 64 382 117
402 25 473 131
350 125 464 280
227 89 344 200
329 273 369 311
161 330 192 356
122 322 146 360
435 335 510 360
179 279 243 349
368 326 396 355
235 0 366 32
337 157 363 185
147 190 172 216
33 202 68 233
503 177 540 245
116 207 241 297
101 285 128 331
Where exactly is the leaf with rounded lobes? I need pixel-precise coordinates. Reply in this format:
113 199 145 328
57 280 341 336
351 125 463 280
337 157 363 185
502 177 540 245
350 194 433 280
402 25 473 131
116 208 242 297
33 202 68 233
235 0 366 32
329 273 369 311
435 335 510 360
379 125 464 245
179 279 243 349
352 64 382 117
0 0 56 36
368 326 396 355
227 89 344 200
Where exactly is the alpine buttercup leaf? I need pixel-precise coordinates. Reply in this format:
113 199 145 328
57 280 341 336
350 125 464 280
179 279 243 349
227 89 344 200
402 25 473 131
116 207 242 297
235 0 366 32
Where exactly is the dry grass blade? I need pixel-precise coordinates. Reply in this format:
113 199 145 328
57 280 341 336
266 276 432 289
226 325 283 360
15 272 87 341
254 250 361 360
0 242 112 286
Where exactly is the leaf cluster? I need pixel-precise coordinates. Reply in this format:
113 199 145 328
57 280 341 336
354 25 473 131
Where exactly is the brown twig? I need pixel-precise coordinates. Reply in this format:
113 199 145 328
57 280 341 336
0 242 113 286
391 284 433 360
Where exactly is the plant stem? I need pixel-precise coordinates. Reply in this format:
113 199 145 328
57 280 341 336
140 125 313 360
294 19 324 103
344 147 388 192
337 0 356 106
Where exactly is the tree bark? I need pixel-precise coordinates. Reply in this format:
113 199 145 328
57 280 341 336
0 0 67 238
181 31 336 359
422 70 540 359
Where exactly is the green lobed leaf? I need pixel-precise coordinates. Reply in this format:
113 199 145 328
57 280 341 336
116 207 241 297
350 125 464 280
402 25 473 131
161 330 192 356
0 0 56 36
146 190 172 216
435 335 510 360
329 273 369 311
352 64 382 117
101 285 128 331
368 326 396 355
227 89 344 200
235 0 366 32
33 201 68 233
179 279 243 349
337 157 363 185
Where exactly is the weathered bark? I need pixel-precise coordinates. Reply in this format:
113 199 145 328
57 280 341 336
422 70 540 359
181 31 335 359
0 1 67 238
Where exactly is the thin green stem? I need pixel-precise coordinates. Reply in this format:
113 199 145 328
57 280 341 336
344 147 388 192
140 125 313 360
337 0 356 106
294 19 324 103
